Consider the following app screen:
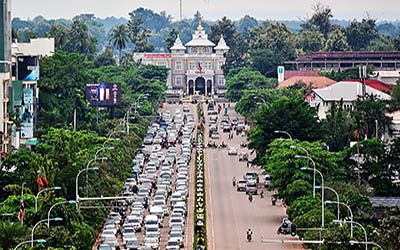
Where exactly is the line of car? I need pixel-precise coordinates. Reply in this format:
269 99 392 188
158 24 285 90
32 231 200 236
98 107 196 250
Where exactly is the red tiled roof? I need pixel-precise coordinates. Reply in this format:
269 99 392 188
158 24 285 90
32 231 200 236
278 76 336 89
284 70 319 80
346 79 394 92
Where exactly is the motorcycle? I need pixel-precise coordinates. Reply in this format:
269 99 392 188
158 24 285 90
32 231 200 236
260 191 264 199
272 197 277 206
247 232 252 242
248 194 253 203
232 179 236 187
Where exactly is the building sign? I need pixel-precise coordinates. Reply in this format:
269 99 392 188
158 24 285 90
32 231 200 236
17 56 40 81
277 66 285 83
20 88 34 139
85 83 121 107
144 53 172 58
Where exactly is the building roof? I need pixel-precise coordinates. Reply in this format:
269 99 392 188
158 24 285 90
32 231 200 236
346 79 394 92
292 51 400 62
185 21 215 47
375 70 400 78
284 70 319 80
369 196 400 208
214 35 229 51
313 81 392 102
278 76 335 89
170 35 186 51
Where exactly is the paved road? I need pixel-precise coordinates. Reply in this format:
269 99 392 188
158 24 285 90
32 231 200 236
204 102 304 250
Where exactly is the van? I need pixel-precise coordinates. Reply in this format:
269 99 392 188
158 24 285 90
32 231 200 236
264 174 271 188
246 179 258 195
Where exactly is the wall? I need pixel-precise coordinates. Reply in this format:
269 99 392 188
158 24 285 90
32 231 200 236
12 38 55 57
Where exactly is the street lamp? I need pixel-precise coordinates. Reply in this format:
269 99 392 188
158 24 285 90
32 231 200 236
334 220 367 250
301 167 325 228
31 218 62 246
76 167 99 208
35 186 62 212
47 200 76 227
326 200 354 238
85 157 107 196
274 130 292 140
14 239 46 250
292 148 316 198
316 186 340 221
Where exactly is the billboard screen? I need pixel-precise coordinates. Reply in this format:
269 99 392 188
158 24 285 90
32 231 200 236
20 88 34 139
17 56 40 81
85 83 121 107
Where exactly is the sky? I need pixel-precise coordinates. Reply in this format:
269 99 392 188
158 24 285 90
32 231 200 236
11 0 400 21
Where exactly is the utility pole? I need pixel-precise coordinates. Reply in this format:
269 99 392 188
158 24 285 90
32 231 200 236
179 0 183 21
359 65 367 97
73 109 77 131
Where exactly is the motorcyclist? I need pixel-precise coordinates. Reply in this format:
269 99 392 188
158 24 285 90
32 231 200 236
260 189 264 198
246 229 253 242
248 193 253 202
232 177 236 187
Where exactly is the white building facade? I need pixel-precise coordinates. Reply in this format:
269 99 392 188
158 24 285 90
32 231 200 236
134 22 229 96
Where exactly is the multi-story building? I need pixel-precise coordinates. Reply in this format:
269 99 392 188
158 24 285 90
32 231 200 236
0 0 11 154
134 22 229 96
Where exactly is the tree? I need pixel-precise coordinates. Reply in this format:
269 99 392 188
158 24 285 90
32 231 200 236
225 68 276 102
375 215 400 249
301 4 333 38
325 28 351 51
94 47 116 67
127 17 154 52
367 38 394 51
345 17 380 51
208 16 237 47
165 28 178 51
322 102 354 151
110 24 129 61
237 15 258 33
390 83 400 110
296 30 325 53
394 35 400 50
248 96 323 158
0 221 28 249
250 48 285 77
65 18 97 54
46 24 68 51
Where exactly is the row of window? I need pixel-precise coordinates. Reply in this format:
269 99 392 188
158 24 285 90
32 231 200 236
173 76 225 86
175 61 224 71
189 47 212 54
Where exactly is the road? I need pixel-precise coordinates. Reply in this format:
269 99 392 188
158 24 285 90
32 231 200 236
204 102 304 250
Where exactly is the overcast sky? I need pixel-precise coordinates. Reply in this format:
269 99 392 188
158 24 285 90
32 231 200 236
11 0 400 21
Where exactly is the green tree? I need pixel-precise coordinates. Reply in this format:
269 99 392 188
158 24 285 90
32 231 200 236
110 24 129 61
249 48 285 77
296 30 325 53
94 47 116 67
322 102 354 151
46 24 68 51
0 221 28 249
248 96 323 158
165 28 179 51
225 68 276 102
375 215 400 249
301 3 333 38
390 83 400 110
367 38 395 51
394 35 400 50
345 17 380 51
325 28 351 51
237 15 258 33
127 17 154 52
208 16 237 47
65 18 97 54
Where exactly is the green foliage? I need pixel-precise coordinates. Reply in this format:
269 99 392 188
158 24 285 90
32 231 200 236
248 96 323 157
283 179 312 205
322 102 354 151
208 16 237 47
325 28 351 51
225 68 276 101
110 24 129 60
374 215 400 249
390 83 400 110
94 48 116 67
296 30 325 53
301 3 333 38
0 221 28 249
319 66 374 82
367 38 394 51
249 48 285 77
164 28 178 51
127 17 154 52
64 18 97 54
345 17 380 51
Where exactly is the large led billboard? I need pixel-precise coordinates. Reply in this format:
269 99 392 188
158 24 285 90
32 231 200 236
85 83 121 107
17 56 40 81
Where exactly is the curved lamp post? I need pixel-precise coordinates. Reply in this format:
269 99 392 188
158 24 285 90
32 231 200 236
31 217 62 246
76 167 99 209
335 220 367 250
274 130 292 140
301 166 325 228
326 200 354 238
47 200 76 227
85 157 108 195
35 186 61 212
14 239 46 250
316 186 340 221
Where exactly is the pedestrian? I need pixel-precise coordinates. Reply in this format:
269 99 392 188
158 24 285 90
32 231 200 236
247 161 250 168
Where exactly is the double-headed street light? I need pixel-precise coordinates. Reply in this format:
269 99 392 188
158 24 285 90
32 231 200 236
76 167 99 209
326 200 354 238
334 220 367 250
14 239 46 250
31 217 62 246
292 147 316 198
47 200 76 227
85 156 108 195
274 130 292 140
300 166 325 228
35 186 62 212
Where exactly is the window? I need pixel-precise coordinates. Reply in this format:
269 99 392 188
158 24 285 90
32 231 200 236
218 78 225 86
218 61 223 70
189 62 196 70
175 76 182 86
191 48 197 53
175 61 182 70
156 61 166 67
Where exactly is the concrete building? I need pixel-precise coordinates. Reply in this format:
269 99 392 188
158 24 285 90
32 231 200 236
286 51 400 72
134 22 229 96
0 0 11 155
12 38 55 57
310 81 391 119
371 70 400 85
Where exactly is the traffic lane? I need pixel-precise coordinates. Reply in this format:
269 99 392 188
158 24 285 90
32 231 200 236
206 102 303 250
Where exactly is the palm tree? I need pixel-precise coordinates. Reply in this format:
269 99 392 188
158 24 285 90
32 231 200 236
110 24 128 62
0 220 27 249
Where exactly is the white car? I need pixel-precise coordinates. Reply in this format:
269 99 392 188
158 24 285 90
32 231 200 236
166 239 181 250
145 236 160 249
169 230 184 247
228 147 238 155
